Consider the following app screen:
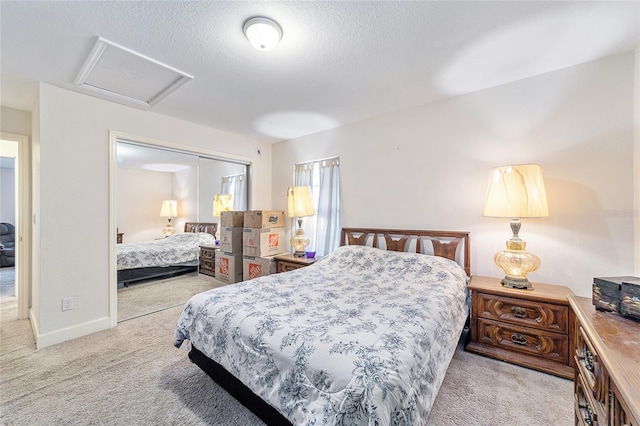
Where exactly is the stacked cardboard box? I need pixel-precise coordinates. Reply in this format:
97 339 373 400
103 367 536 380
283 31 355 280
215 211 245 284
243 210 285 280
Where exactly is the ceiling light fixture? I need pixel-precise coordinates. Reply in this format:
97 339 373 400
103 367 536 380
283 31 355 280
243 17 282 51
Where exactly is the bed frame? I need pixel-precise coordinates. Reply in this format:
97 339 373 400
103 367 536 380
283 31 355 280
341 227 470 276
117 222 218 286
187 227 471 426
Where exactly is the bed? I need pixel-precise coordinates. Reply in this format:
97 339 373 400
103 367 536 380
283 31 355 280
117 222 217 286
174 227 470 425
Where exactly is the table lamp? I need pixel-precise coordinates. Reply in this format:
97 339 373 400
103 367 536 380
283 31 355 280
160 199 178 236
213 194 233 217
483 164 549 290
287 186 316 257
213 194 233 240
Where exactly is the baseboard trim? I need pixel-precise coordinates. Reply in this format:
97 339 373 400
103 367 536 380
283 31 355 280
34 315 111 349
29 307 39 344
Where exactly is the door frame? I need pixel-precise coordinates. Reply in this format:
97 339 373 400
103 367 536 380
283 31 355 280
1 132 31 319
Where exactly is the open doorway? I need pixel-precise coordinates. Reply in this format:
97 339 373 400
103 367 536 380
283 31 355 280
0 144 17 297
0 139 18 320
0 133 30 322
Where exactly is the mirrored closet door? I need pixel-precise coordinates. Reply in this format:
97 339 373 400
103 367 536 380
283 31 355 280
115 140 249 322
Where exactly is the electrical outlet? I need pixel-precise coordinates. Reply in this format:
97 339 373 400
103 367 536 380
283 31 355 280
62 297 73 311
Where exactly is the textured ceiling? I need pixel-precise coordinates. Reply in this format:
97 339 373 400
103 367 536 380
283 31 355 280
1 1 638 143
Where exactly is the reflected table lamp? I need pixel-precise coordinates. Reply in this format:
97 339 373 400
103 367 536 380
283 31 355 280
213 194 233 239
287 186 316 257
160 199 178 236
483 164 549 290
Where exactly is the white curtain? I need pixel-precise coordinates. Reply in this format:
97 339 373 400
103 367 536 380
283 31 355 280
315 158 340 256
293 157 340 257
221 174 247 211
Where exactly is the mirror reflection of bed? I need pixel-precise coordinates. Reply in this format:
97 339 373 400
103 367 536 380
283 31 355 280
116 141 249 322
116 223 225 322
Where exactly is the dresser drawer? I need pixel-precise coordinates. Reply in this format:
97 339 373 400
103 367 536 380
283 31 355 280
277 260 303 273
477 292 569 333
200 258 215 277
201 248 216 260
574 326 608 412
477 319 569 363
575 372 599 426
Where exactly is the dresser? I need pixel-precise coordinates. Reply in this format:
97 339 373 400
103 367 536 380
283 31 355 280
199 244 218 277
569 295 640 426
466 275 575 379
274 253 318 273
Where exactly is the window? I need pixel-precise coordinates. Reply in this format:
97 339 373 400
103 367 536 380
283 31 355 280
221 173 247 211
294 157 340 257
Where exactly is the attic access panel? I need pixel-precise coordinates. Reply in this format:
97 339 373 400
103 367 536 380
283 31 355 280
74 37 193 109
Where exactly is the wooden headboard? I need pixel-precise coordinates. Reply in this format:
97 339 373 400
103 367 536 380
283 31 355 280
340 227 471 276
184 222 218 236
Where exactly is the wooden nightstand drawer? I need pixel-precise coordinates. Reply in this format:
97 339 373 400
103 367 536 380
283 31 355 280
201 249 215 260
477 318 569 363
201 259 214 270
274 253 318 273
477 292 569 334
277 260 305 273
199 245 218 277
466 276 574 378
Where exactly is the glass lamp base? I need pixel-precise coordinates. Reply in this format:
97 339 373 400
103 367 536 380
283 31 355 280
162 223 175 236
290 227 310 258
494 238 540 291
500 276 533 290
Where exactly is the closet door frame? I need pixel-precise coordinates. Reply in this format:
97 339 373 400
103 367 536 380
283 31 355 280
107 130 252 327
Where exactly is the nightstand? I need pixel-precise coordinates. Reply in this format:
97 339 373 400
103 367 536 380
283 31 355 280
116 232 123 244
274 253 318 273
199 244 218 277
465 275 575 379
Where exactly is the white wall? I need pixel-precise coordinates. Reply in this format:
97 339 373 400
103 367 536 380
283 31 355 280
273 52 636 297
0 106 32 136
117 168 174 242
32 83 271 348
172 166 197 235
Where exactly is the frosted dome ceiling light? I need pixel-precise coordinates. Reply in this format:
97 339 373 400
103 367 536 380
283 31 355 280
243 17 282 51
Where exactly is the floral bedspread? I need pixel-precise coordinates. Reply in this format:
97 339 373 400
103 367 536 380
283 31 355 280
174 245 469 425
117 232 215 270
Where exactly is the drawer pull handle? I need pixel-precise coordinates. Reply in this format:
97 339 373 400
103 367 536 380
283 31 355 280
510 333 527 345
510 306 527 318
578 403 594 425
584 349 594 373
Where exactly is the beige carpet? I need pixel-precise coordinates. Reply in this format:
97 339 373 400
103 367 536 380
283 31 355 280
0 298 573 425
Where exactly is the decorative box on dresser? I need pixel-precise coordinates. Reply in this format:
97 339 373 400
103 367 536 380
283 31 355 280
569 295 640 426
274 253 318 273
199 244 218 277
466 275 575 379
